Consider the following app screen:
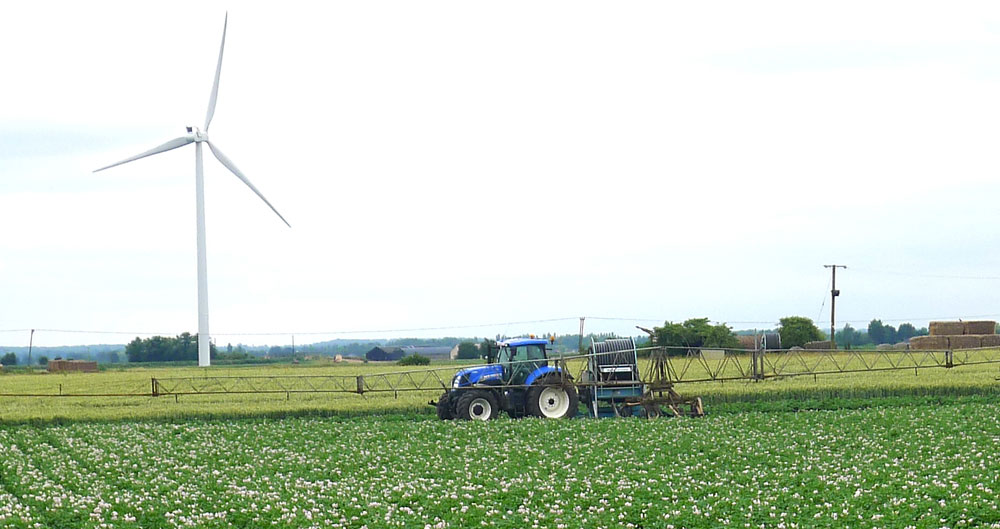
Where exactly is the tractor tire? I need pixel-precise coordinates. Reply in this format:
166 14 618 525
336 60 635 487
436 392 455 420
526 376 579 419
456 390 499 421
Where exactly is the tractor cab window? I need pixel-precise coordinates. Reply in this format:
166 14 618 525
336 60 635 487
504 344 547 384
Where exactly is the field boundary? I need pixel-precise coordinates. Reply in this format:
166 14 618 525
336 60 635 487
2 346 999 399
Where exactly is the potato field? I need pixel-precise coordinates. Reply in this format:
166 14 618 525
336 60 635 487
2 360 1000 528
0 398 999 528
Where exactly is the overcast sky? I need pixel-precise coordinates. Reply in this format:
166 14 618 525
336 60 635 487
3 1 1000 347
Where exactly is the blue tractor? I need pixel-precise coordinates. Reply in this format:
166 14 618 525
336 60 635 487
434 338 578 420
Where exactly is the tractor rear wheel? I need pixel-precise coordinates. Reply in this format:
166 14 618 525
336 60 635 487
456 390 499 421
526 377 578 419
436 392 455 420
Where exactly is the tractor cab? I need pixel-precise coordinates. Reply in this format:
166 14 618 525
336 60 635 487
496 338 549 385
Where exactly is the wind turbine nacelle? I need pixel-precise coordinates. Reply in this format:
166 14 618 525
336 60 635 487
185 126 209 142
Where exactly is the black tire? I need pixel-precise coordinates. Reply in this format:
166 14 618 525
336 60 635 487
526 376 579 419
641 403 662 419
436 392 454 420
456 390 499 421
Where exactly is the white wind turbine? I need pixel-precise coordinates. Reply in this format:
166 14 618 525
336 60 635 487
95 14 289 367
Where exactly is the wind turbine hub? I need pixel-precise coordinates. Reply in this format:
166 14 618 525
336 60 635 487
187 127 209 142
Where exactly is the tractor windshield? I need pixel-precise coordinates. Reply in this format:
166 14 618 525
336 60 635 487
504 344 547 384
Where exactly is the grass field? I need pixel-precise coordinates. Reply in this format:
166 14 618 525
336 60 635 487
1 355 999 422
1 400 999 528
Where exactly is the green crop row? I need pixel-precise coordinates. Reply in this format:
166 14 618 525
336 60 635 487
1 399 999 529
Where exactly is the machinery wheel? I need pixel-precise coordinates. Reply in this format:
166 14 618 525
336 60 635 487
641 403 662 419
436 392 455 420
526 377 579 419
456 390 499 421
615 403 634 418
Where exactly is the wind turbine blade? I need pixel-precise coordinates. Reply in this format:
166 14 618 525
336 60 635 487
207 141 291 228
204 12 228 131
93 136 195 172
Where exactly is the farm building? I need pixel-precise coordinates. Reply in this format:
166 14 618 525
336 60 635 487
402 345 458 359
365 346 405 362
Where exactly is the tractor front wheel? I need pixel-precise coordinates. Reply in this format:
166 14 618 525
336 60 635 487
436 392 455 420
456 390 499 421
526 378 578 419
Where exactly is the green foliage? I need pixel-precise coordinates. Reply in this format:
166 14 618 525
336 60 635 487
1 352 17 366
2 402 1000 528
652 318 739 352
37 356 48 366
896 322 919 342
397 353 430 366
124 333 217 363
868 319 898 344
835 323 860 348
456 342 479 360
480 338 498 362
778 316 825 348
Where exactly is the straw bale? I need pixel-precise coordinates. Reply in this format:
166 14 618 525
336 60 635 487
737 335 756 349
950 335 983 350
47 359 98 373
910 336 949 350
875 344 894 351
981 334 1000 347
964 321 997 335
892 342 909 351
803 340 832 350
929 321 965 336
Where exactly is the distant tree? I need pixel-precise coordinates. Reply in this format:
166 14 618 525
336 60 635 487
37 356 49 366
126 334 217 362
835 323 859 349
778 316 825 348
1 352 17 366
456 342 479 360
883 324 898 344
868 319 898 345
398 353 430 366
897 323 918 342
480 338 498 362
653 318 739 354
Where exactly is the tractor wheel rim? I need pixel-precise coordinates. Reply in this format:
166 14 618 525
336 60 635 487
469 397 492 420
538 386 570 418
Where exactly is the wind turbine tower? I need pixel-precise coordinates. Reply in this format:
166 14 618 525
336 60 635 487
95 14 290 367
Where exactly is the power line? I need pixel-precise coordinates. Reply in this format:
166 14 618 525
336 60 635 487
9 312 1000 340
850 267 1000 281
816 274 831 322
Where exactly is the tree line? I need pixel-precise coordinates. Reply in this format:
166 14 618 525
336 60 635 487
125 333 218 363
648 316 930 352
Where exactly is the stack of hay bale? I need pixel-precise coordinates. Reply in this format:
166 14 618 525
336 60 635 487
910 320 999 350
47 359 98 373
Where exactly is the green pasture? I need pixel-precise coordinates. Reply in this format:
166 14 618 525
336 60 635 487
1 350 999 422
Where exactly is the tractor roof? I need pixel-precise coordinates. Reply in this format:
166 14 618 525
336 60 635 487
499 338 550 347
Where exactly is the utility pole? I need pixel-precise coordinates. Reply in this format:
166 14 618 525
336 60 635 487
578 317 586 353
27 329 35 366
824 265 847 349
